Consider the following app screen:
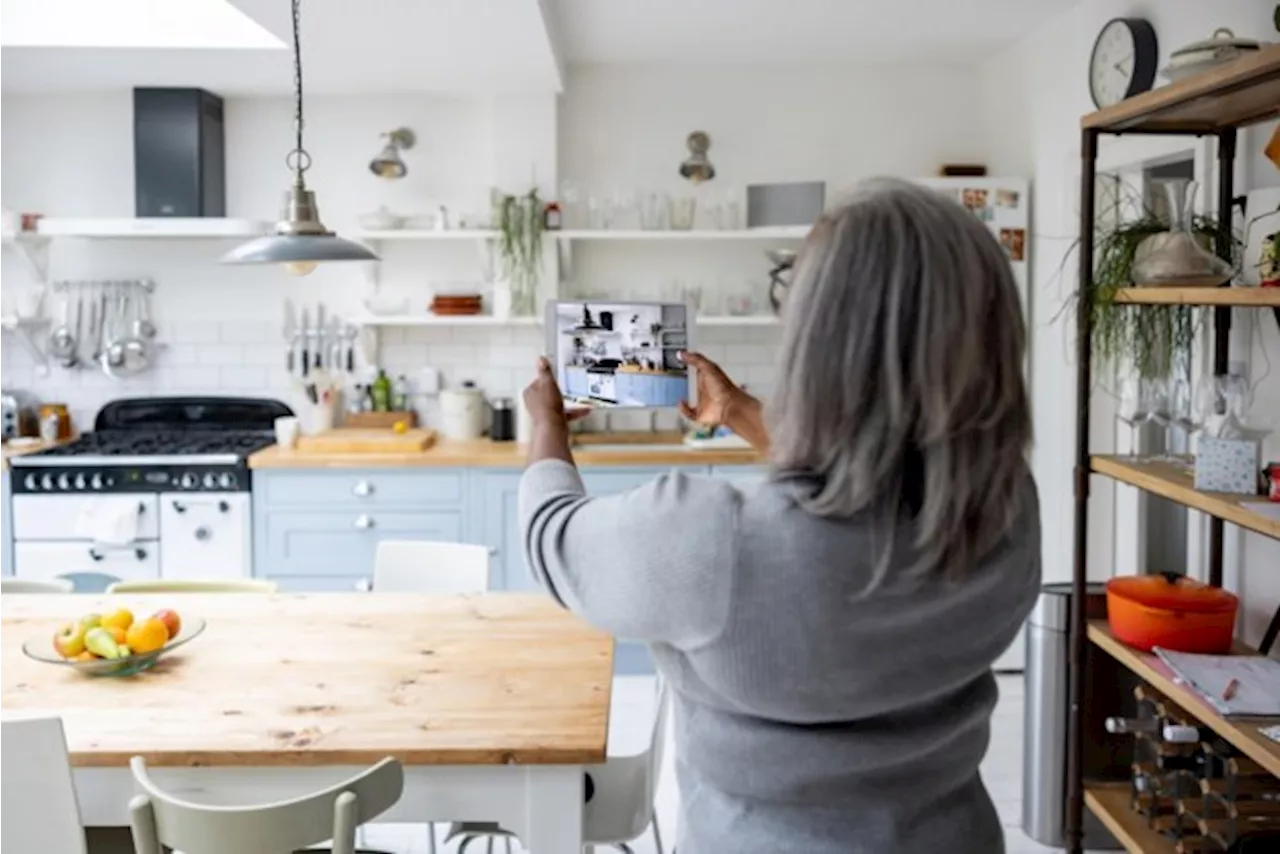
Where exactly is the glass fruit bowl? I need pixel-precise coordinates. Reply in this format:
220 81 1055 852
23 617 205 677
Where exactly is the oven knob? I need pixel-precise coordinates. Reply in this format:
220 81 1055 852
40 474 53 491
90 473 103 490
23 474 37 491
57 474 70 490
180 473 198 490
203 473 217 490
74 474 86 490
218 472 236 489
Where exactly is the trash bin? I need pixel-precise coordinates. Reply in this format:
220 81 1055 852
1022 582 1121 849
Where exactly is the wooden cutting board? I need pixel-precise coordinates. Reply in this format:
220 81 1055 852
295 428 436 454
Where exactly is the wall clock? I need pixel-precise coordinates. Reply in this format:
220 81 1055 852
1089 18 1158 109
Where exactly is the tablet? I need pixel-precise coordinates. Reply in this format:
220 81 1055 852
545 299 694 409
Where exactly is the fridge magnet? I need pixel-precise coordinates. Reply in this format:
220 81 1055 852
962 188 989 210
996 188 1021 209
1000 228 1026 261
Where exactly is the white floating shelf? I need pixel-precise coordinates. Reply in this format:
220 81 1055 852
356 229 498 241
554 227 810 241
350 314 539 327
33 217 270 239
697 315 779 326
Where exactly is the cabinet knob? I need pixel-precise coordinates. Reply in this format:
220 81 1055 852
354 514 375 530
352 480 374 497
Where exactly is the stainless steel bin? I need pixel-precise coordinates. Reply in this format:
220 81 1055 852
1022 582 1120 849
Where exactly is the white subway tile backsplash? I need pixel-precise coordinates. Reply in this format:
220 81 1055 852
161 344 201 367
198 344 244 365
171 366 220 388
169 320 222 345
220 322 278 344
241 343 282 367
219 365 268 389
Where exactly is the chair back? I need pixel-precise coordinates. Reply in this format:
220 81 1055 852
57 572 121 593
645 675 671 805
106 579 279 594
373 540 489 593
2 717 88 854
128 756 403 854
1 578 75 594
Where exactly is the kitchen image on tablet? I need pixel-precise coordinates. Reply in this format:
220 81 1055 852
546 300 692 409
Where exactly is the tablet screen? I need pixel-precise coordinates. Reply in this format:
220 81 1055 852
545 300 693 409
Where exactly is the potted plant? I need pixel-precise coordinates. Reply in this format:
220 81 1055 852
493 188 544 317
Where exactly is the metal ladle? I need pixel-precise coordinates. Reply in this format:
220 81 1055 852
48 291 79 368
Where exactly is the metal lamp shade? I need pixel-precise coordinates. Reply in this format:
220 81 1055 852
222 233 378 265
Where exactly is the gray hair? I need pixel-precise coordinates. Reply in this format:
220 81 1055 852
769 178 1031 579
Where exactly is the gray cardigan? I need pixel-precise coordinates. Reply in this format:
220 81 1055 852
520 460 1040 854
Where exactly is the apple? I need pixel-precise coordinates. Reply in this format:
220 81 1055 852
78 613 102 632
152 609 181 640
52 622 87 658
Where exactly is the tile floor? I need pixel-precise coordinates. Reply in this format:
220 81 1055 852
361 673 1083 853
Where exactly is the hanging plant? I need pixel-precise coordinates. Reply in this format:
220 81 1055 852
494 188 544 316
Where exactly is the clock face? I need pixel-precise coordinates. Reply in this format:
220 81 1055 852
1090 19 1138 108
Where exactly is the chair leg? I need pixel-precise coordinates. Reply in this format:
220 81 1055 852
456 836 477 854
503 838 513 854
487 838 494 854
652 816 665 854
610 845 635 854
427 821 438 854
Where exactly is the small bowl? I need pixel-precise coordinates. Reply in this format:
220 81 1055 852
357 207 405 230
364 295 410 316
24 617 205 677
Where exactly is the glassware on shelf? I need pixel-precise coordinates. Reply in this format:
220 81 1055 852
587 194 605 230
640 192 670 230
722 188 742 230
1145 378 1177 461
559 181 584 229
1116 377 1151 456
682 282 704 312
669 196 696 231
1131 178 1234 287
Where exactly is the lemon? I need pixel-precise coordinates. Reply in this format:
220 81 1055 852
393 420 409 434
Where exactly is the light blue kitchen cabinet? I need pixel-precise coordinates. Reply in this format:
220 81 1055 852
257 508 463 577
564 367 589 399
1 471 12 576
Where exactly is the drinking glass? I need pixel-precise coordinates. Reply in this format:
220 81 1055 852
640 192 669 230
587 194 605 230
560 181 583 229
669 196 696 231
722 188 743 230
1168 376 1195 460
1145 378 1175 461
1116 377 1149 457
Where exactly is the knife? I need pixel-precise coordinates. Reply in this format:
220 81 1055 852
283 298 297 374
314 302 326 371
299 305 310 378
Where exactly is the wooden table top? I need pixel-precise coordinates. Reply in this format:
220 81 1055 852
1 593 613 768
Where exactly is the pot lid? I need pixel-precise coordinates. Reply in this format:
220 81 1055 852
1107 573 1239 613
1171 28 1264 58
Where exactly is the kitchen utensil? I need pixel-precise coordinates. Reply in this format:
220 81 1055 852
295 427 435 454
341 323 357 373
299 305 310 378
49 293 78 367
1106 572 1239 653
101 285 150 379
283 298 298 374
23 616 205 677
274 416 300 450
490 397 516 442
439 382 487 440
86 290 100 363
1161 29 1264 81
37 403 72 440
132 282 157 339
314 303 326 370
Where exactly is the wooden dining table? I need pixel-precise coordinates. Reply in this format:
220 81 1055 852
1 592 614 853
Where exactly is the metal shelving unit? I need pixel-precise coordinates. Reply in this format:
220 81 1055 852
1067 46 1280 854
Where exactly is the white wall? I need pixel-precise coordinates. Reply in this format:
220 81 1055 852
2 64 987 432
979 0 1280 646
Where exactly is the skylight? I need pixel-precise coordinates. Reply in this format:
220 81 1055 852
0 0 285 49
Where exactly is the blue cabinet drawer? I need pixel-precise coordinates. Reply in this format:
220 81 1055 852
256 470 465 508
259 509 463 576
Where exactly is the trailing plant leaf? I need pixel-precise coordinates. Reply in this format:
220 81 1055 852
494 188 544 315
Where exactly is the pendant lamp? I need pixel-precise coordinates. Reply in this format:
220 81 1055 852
222 0 377 276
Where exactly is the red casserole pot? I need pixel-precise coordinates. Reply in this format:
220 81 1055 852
1106 573 1238 654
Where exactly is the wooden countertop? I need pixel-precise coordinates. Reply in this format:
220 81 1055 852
1 438 66 470
250 436 764 469
1 593 613 767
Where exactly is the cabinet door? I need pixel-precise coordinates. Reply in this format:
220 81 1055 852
257 509 462 578
1 472 11 577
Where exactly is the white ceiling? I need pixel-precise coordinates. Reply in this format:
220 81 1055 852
552 0 1082 65
0 0 1078 94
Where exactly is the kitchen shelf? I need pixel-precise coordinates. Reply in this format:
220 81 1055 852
1 230 51 282
1089 456 1280 541
33 217 270 238
349 314 539 327
1082 45 1280 132
1084 783 1174 854
356 229 498 242
1088 621 1280 778
1112 287 1280 307
554 227 810 241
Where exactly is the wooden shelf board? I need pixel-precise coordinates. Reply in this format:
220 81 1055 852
349 314 539 327
356 229 497 241
1082 46 1280 132
1085 783 1174 854
1088 621 1280 779
1112 287 1280 307
1090 456 1280 541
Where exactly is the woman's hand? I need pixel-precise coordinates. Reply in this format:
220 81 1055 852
678 351 770 454
523 357 592 432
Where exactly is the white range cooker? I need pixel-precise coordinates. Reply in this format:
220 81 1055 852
8 397 289 589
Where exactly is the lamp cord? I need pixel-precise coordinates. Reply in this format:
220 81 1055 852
287 0 311 179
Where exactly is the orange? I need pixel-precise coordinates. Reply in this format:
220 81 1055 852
73 650 98 661
101 608 134 632
126 618 169 655
105 625 127 645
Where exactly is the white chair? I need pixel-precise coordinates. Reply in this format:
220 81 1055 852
2 716 88 854
2 577 75 594
129 756 404 854
448 677 672 854
370 541 490 594
106 579 280 594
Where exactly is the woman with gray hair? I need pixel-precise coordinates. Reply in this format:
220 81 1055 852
520 178 1039 854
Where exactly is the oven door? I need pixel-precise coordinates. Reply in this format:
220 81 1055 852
159 492 251 580
15 541 160 586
